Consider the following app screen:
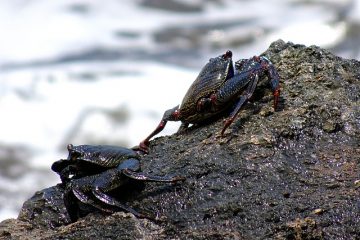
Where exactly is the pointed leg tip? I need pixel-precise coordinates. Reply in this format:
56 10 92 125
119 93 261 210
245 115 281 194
273 104 278 111
273 88 280 111
133 212 147 219
173 176 186 182
273 101 278 111
220 130 226 138
133 141 150 154
221 118 233 137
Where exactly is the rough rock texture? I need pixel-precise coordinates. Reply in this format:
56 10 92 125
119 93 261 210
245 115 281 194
1 40 359 239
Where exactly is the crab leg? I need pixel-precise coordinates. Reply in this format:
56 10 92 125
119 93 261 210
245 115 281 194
68 169 133 213
92 187 145 218
122 169 185 182
139 105 180 153
211 56 280 135
262 56 281 109
221 74 259 136
72 188 114 213
138 120 167 152
68 172 118 213
85 168 146 217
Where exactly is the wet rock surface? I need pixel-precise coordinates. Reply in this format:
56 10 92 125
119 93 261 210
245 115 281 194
1 40 359 239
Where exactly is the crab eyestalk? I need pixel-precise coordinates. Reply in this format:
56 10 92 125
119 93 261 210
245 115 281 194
222 50 233 59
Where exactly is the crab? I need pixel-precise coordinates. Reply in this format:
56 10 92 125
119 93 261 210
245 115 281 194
139 50 280 152
51 144 185 220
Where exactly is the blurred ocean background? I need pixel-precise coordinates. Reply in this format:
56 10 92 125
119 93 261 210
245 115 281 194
0 0 359 221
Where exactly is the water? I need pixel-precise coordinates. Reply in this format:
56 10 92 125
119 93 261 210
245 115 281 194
0 0 359 221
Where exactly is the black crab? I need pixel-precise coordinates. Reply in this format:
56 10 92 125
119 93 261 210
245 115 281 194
51 144 185 220
139 50 281 152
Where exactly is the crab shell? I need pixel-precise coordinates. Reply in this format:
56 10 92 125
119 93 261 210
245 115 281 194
178 52 234 123
51 144 141 179
66 144 140 168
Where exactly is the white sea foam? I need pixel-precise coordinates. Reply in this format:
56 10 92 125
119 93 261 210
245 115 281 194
0 60 195 222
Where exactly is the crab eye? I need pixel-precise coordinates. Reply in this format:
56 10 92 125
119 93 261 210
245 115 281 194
223 50 232 59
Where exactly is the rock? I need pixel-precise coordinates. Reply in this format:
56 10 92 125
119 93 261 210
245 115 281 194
1 212 165 240
1 40 359 239
275 217 324 239
17 185 72 229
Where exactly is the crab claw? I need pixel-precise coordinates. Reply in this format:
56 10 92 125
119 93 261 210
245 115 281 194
132 141 149 154
139 140 150 153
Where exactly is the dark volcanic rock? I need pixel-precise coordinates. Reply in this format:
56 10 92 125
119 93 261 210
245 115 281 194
1 40 359 239
17 185 72 228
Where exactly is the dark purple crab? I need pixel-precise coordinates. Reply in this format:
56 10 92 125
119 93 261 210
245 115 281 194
139 50 280 152
51 144 185 220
